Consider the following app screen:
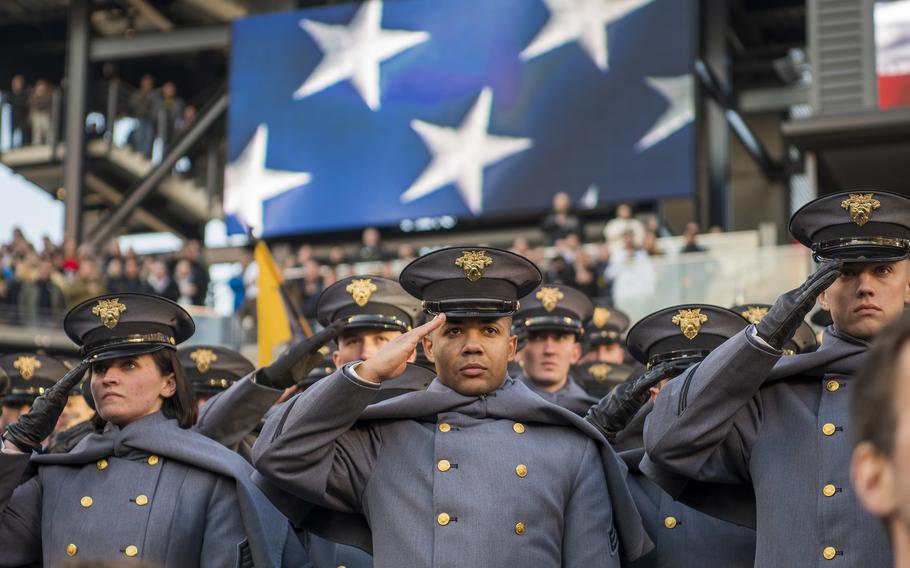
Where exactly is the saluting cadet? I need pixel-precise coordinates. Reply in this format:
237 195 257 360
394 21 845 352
0 293 309 567
0 353 60 429
587 304 756 567
513 283 598 415
643 190 910 566
252 247 652 567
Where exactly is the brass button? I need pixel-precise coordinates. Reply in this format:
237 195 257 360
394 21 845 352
135 494 149 506
822 546 837 560
822 423 837 436
147 455 159 466
66 543 78 556
513 423 526 434
514 522 526 535
437 512 451 526
80 496 93 508
96 459 109 471
438 423 451 433
437 460 451 472
664 516 678 529
826 380 840 392
125 545 139 557
515 464 528 478
823 484 837 497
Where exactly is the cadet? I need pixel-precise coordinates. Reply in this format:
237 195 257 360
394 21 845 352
252 247 651 567
587 304 756 567
0 354 60 429
0 293 308 567
180 345 256 410
195 275 426 568
644 191 910 566
513 283 598 415
574 305 639 398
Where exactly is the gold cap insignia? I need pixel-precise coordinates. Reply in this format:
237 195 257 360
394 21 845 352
589 363 612 382
740 306 769 325
13 356 41 380
91 298 127 329
455 250 493 282
536 287 564 312
840 193 881 227
671 308 708 340
190 348 218 373
346 278 378 307
592 307 611 328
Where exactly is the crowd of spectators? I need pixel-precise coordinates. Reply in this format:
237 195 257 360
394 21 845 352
4 70 196 160
0 228 209 326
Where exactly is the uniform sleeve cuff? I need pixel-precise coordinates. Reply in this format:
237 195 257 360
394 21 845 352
343 361 382 390
748 325 783 355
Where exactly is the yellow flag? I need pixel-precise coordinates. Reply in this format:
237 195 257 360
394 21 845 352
255 241 291 366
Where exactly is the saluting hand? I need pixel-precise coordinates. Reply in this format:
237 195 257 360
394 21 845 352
755 260 843 351
4 360 89 453
356 314 446 384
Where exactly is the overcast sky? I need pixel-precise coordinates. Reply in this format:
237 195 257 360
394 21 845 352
0 164 63 245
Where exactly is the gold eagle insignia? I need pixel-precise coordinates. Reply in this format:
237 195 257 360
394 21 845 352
13 356 41 380
589 363 612 382
536 287 564 312
91 298 127 329
346 278 378 307
592 307 611 328
190 349 218 373
740 306 769 325
455 251 493 282
840 193 880 227
672 308 708 340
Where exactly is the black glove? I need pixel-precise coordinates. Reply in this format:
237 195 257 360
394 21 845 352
585 361 678 442
257 320 345 389
755 260 843 351
3 360 89 453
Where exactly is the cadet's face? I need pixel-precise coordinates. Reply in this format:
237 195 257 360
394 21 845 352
333 329 406 367
423 317 517 396
519 331 581 392
91 354 176 426
852 340 910 537
582 342 626 364
819 261 910 339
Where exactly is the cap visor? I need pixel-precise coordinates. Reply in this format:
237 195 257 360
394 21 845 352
86 344 170 363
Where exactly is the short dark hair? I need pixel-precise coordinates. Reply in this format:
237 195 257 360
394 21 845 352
91 348 198 430
852 312 910 454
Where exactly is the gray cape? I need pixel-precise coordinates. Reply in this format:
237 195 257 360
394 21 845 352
30 412 308 568
255 375 654 563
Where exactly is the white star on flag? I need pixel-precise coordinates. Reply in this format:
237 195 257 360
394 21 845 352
223 124 311 237
521 0 653 71
635 74 694 151
400 88 533 215
294 0 430 111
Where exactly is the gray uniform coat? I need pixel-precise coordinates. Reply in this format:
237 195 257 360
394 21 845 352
197 376 374 568
618 404 755 568
518 371 598 416
252 366 652 567
0 411 309 567
643 326 891 567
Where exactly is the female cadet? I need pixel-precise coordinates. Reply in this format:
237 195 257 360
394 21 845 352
0 293 308 567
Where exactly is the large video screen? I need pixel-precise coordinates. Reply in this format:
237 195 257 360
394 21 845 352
225 0 695 237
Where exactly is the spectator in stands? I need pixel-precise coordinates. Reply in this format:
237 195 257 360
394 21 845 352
510 237 531 258
540 191 582 245
681 221 708 253
397 243 416 264
603 203 645 253
328 246 346 266
174 259 198 305
354 227 386 262
642 230 662 256
104 257 129 294
59 238 80 276
296 244 314 266
120 256 152 294
180 104 197 132
40 235 57 258
28 79 53 145
17 258 65 324
65 257 106 307
159 81 184 147
146 258 178 301
299 259 324 319
229 249 252 313
128 74 161 158
8 75 29 147
605 229 656 313
177 239 209 305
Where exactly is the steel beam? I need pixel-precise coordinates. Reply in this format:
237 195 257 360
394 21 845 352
84 88 228 250
702 0 731 231
89 26 229 61
62 0 90 244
